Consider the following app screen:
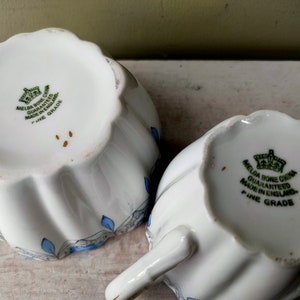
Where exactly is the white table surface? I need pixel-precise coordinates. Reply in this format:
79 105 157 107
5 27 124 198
1 60 300 299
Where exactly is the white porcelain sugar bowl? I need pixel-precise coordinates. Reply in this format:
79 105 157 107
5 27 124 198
106 110 300 300
0 28 160 260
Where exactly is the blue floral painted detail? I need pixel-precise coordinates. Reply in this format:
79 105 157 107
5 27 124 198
57 231 113 259
41 238 56 255
187 298 198 300
147 213 152 227
69 243 97 253
101 215 115 231
69 240 105 253
144 177 150 194
16 199 149 260
150 127 159 144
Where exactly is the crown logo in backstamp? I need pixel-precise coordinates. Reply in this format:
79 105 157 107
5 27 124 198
16 85 63 124
254 149 286 173
19 86 42 104
240 148 298 208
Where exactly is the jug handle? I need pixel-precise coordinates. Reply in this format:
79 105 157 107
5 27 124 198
105 225 197 300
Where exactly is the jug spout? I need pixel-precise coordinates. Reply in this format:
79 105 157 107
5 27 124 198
105 225 197 300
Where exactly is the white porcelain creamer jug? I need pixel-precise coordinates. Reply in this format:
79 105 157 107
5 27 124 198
106 110 300 300
0 28 160 260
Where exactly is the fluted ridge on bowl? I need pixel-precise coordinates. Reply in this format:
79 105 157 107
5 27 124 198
0 31 160 259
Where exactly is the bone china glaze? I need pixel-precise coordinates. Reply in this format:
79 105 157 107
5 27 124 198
106 111 300 300
0 28 160 260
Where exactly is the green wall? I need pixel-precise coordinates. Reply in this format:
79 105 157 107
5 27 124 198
1 0 300 59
